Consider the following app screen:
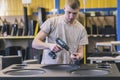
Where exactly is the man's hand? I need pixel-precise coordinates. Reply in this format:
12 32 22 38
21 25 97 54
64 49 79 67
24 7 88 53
70 53 81 65
70 53 80 61
49 43 62 53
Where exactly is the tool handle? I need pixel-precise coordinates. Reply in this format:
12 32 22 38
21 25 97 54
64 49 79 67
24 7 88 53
48 51 56 59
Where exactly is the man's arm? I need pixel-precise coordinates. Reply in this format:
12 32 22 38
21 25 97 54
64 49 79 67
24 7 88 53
32 30 62 52
32 30 47 49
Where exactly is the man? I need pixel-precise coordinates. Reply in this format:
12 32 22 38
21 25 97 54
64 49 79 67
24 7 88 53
32 0 88 64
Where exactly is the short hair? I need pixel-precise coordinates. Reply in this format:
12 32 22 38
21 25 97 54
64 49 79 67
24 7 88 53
65 0 80 9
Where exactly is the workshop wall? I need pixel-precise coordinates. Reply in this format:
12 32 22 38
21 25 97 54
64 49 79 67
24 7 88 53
0 0 117 16
60 0 116 9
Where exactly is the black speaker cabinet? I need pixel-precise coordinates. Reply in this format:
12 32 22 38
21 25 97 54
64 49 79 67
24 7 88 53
38 7 46 24
23 7 29 35
1 56 22 69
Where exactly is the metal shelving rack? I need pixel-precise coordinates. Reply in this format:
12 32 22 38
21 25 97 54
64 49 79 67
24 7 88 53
85 14 116 55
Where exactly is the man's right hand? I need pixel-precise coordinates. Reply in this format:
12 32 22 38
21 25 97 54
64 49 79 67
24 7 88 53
48 43 62 53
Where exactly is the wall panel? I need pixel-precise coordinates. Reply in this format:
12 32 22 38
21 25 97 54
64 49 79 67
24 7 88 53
60 0 65 9
60 0 117 9
31 0 54 12
0 0 117 16
106 0 117 8
0 0 54 16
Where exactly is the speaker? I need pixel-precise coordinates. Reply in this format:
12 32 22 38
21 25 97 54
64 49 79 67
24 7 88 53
23 7 29 35
11 24 18 36
5 46 22 55
38 7 46 24
1 55 22 69
2 24 10 35
29 20 37 35
92 25 97 34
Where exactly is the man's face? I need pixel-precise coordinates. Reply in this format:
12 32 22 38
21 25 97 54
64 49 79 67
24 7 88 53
64 5 79 23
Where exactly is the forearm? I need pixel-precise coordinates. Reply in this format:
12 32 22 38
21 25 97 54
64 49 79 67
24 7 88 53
32 31 50 49
32 39 50 49
77 45 84 59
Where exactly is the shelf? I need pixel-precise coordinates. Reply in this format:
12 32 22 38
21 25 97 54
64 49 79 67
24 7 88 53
88 34 116 37
0 36 34 39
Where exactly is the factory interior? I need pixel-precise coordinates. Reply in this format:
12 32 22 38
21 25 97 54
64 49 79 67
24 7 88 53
0 0 120 79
